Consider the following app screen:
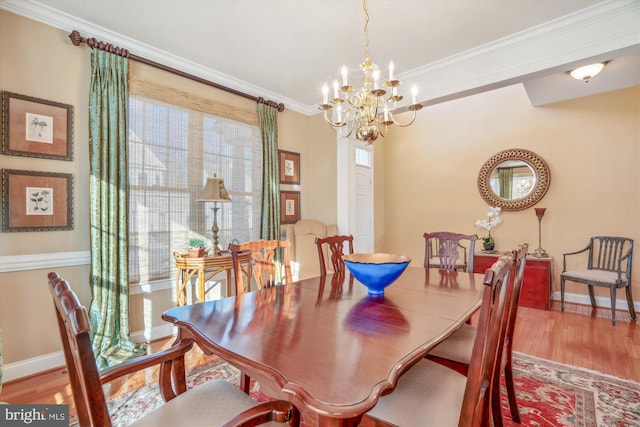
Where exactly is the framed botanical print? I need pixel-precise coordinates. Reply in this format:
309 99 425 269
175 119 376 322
279 150 300 184
280 191 300 224
1 91 74 160
2 169 74 231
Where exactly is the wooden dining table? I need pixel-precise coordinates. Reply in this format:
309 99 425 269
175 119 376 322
162 267 484 426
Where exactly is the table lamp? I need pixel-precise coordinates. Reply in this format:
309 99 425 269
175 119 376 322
196 175 232 255
533 207 548 258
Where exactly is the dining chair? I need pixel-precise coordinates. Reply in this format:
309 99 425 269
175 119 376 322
426 243 528 424
229 239 293 296
424 231 478 273
47 272 300 427
315 234 354 276
365 254 514 426
561 236 635 325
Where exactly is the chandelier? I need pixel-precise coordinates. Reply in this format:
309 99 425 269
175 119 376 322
319 0 423 143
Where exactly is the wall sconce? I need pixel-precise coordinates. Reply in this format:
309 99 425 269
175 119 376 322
569 62 605 83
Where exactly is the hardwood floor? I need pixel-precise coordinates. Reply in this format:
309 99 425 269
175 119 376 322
1 302 638 415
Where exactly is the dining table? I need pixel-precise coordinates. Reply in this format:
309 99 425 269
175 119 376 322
162 267 484 426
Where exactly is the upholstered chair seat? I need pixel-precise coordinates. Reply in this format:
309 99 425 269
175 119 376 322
131 379 284 426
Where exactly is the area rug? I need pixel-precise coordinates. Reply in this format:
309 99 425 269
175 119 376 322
501 353 639 427
86 352 639 426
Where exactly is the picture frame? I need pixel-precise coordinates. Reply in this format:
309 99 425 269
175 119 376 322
1 91 74 161
279 150 300 184
2 169 74 231
280 191 300 224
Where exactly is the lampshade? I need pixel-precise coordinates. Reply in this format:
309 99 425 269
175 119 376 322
196 176 232 203
569 63 605 82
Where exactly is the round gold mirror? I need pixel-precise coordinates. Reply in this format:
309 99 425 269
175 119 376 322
478 149 551 211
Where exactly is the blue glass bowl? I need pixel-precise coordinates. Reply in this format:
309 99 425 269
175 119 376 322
343 253 411 295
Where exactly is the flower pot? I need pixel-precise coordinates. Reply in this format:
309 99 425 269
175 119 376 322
483 241 495 251
188 247 205 258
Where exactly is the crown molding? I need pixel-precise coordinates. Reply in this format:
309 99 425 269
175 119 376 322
0 0 309 114
401 0 640 106
2 0 637 116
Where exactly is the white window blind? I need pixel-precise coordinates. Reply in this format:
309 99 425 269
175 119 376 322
127 94 262 285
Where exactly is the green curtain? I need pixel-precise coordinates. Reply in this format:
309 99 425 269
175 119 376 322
89 50 145 369
258 103 280 240
498 167 513 199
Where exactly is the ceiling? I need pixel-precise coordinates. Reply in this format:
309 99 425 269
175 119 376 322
2 0 639 114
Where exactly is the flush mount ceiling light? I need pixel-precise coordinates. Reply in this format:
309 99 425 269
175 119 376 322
318 0 422 144
569 62 605 83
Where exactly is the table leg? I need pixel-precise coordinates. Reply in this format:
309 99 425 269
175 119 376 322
226 269 232 297
198 268 205 303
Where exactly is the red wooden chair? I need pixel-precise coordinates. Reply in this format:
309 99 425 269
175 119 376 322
229 239 293 296
315 234 354 276
426 243 528 424
365 254 514 426
424 231 478 273
47 272 299 427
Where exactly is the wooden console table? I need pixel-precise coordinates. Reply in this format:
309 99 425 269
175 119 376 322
474 252 553 310
173 250 251 306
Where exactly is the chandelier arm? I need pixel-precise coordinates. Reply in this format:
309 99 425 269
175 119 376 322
323 109 346 128
390 110 418 128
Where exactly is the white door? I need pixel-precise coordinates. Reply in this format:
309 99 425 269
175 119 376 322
337 137 373 253
354 147 373 252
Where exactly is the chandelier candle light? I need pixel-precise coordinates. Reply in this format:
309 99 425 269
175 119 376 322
196 175 232 256
319 0 423 143
533 207 548 258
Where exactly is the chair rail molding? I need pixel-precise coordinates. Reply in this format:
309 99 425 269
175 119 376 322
0 251 90 273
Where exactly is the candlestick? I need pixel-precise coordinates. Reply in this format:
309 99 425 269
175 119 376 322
533 207 548 257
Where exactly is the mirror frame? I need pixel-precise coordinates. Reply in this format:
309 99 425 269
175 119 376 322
477 148 551 211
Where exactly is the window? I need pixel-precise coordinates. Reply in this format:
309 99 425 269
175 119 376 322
128 94 262 286
355 146 372 167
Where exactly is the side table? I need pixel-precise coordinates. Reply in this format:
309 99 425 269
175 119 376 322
173 250 251 306
474 252 554 310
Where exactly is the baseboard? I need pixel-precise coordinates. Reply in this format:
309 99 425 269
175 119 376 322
129 323 176 343
551 291 640 312
2 351 65 383
2 324 176 383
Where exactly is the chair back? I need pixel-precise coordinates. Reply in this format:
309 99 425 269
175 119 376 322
424 232 478 273
230 239 293 295
315 234 354 276
458 254 513 426
490 243 528 422
47 272 111 427
588 236 633 278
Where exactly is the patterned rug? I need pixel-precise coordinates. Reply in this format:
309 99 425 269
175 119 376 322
87 352 639 426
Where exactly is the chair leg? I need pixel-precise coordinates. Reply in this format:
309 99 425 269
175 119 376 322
626 285 637 320
240 371 251 394
610 285 617 326
560 277 565 311
504 347 521 423
588 285 597 309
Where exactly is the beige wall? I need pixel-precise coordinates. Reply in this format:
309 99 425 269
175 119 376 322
0 11 93 365
379 83 640 303
0 11 322 368
1 9 638 376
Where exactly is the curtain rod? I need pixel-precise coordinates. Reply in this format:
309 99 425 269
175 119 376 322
69 30 285 112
